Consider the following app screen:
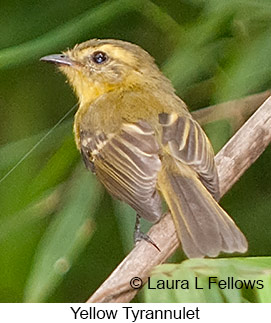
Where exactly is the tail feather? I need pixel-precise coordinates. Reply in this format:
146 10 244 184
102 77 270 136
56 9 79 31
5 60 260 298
159 169 248 258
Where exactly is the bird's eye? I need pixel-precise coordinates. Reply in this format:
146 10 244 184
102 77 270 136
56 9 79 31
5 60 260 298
92 51 108 64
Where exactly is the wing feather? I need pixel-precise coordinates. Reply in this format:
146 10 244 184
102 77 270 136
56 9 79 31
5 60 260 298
80 121 163 223
159 113 220 200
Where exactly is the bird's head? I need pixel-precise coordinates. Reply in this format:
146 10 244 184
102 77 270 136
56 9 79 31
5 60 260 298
41 39 169 105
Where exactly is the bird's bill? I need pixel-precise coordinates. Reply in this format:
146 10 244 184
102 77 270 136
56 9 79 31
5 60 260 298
40 54 74 66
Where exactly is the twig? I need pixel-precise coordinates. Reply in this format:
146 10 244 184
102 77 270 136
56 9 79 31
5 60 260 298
87 95 271 303
192 90 270 130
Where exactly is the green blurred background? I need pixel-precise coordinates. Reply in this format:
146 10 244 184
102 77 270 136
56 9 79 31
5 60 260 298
0 0 271 303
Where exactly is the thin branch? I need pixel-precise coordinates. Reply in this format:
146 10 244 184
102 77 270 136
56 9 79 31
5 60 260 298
87 95 271 303
192 90 270 131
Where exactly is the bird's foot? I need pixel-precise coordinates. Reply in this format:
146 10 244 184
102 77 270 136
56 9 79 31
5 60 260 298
134 214 160 251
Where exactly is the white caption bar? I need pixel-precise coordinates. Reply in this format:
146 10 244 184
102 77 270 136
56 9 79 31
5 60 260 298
0 303 268 322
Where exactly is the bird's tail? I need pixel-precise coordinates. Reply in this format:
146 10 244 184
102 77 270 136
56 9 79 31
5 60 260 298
158 167 248 258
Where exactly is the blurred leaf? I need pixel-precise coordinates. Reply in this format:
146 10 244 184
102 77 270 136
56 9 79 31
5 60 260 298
0 119 72 172
162 1 237 89
24 135 79 202
144 257 271 302
257 276 271 302
0 120 78 218
203 119 231 153
0 0 180 70
23 167 103 302
0 186 61 244
216 28 271 100
113 201 135 253
0 0 128 69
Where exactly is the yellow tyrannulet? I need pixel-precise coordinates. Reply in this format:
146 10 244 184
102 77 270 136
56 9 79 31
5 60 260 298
41 39 247 258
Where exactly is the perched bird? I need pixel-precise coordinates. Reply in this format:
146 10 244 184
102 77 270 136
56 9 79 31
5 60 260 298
41 38 248 258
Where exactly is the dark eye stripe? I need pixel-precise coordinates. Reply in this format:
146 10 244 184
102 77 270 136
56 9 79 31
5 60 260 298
92 51 108 64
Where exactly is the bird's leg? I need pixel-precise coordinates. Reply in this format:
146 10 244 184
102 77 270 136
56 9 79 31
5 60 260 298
133 214 160 251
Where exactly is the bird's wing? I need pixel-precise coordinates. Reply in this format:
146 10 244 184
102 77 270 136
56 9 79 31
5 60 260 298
80 120 163 223
159 112 220 200
158 113 247 257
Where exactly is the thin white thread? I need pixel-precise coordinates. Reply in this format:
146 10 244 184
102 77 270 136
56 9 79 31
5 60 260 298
0 103 78 184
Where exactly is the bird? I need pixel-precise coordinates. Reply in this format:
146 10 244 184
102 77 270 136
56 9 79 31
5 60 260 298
41 38 248 258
